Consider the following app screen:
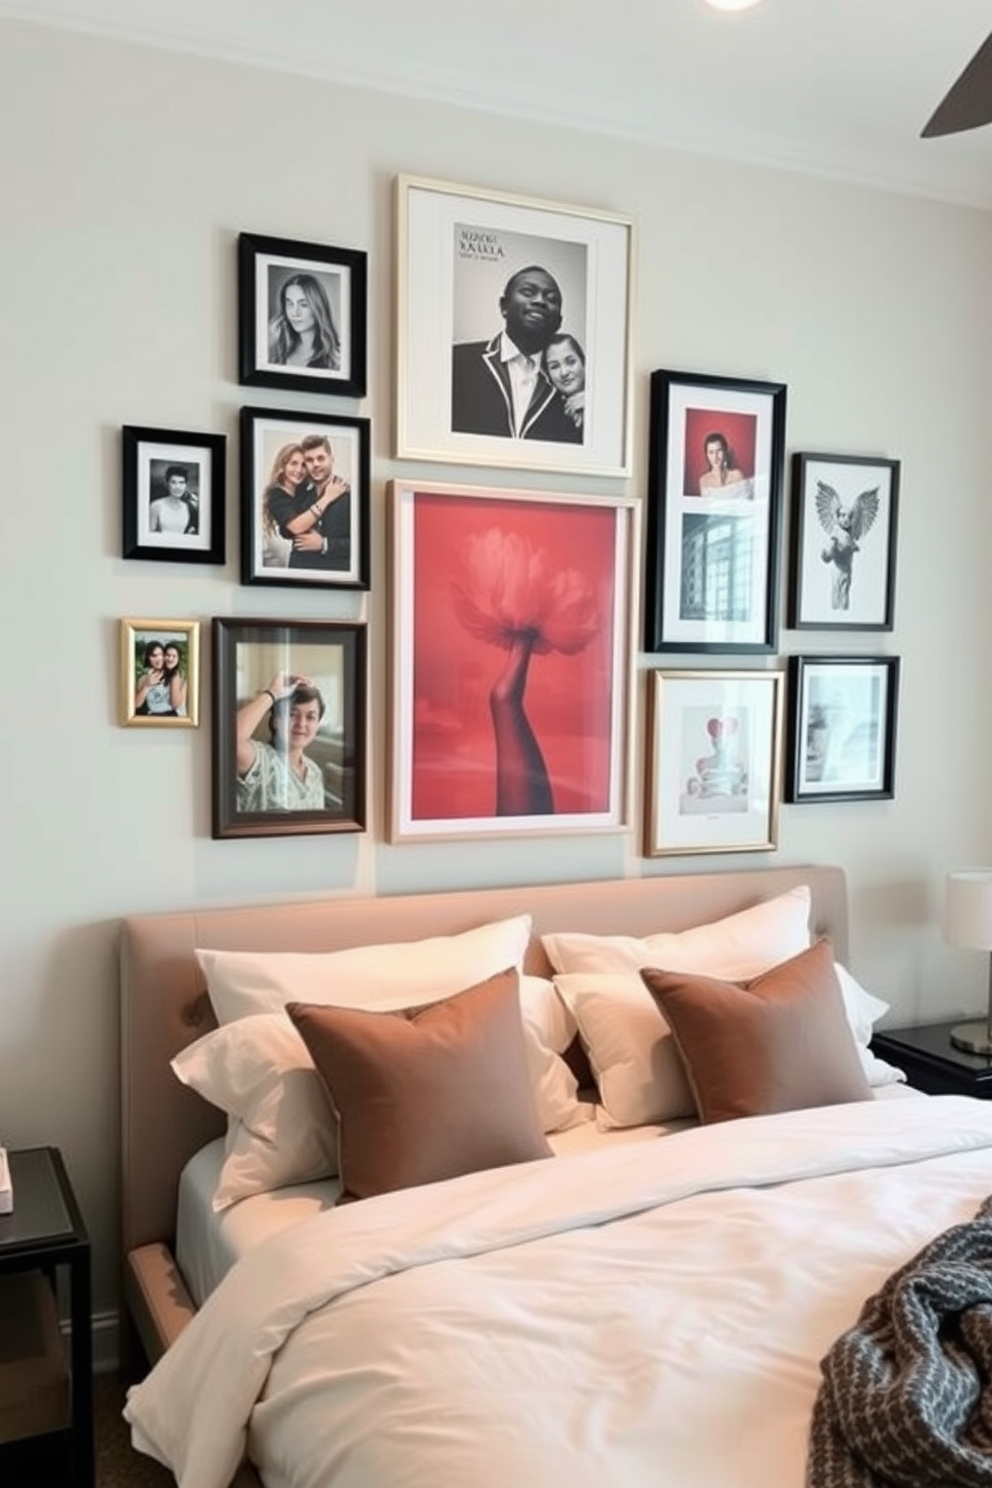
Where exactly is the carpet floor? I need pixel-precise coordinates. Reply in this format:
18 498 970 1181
0 1373 175 1487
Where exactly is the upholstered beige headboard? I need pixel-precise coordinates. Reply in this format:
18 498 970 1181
119 864 847 1261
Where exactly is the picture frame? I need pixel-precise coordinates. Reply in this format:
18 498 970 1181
785 654 900 804
239 407 370 590
211 618 367 840
119 618 200 728
388 479 638 842
237 232 367 398
396 174 633 477
788 452 900 631
121 425 225 565
644 370 787 653
644 669 784 857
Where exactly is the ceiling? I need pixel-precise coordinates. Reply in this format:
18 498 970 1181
5 0 992 209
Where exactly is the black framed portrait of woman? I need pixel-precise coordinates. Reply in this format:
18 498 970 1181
238 232 367 399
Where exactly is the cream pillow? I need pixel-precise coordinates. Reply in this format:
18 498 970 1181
174 972 581 1212
554 972 695 1128
543 885 812 982
197 915 534 1024
172 1014 337 1212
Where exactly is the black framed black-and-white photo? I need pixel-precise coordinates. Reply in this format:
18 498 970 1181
789 452 900 631
644 370 787 653
240 407 370 590
212 617 367 840
121 425 225 565
396 174 633 477
785 654 900 804
238 232 368 398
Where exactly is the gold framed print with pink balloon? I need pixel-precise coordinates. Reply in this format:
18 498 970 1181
644 669 784 857
387 480 638 842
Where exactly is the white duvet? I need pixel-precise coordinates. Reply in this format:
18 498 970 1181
126 1096 992 1488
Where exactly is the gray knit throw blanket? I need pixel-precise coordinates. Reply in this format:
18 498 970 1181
807 1195 992 1487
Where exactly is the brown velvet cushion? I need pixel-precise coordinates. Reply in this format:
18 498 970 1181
286 969 553 1203
639 938 872 1125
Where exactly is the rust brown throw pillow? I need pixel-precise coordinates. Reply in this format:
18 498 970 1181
286 969 554 1203
640 938 872 1125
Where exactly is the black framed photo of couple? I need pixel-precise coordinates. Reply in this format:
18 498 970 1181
119 617 200 728
396 174 633 477
387 479 637 842
788 452 900 631
785 654 899 804
644 669 784 857
240 407 371 590
644 370 787 654
121 425 225 565
238 232 368 398
211 618 367 840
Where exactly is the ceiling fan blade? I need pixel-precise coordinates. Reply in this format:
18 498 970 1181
922 31 992 137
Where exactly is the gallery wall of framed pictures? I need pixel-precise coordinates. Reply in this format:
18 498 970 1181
112 170 902 854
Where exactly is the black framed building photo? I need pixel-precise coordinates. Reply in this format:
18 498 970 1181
786 654 899 803
644 370 786 653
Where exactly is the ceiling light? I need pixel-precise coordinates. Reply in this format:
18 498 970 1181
703 0 765 11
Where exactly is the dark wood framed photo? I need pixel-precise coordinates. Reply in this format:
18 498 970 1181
119 617 200 728
788 452 899 631
644 370 787 654
240 407 370 590
238 232 367 398
785 654 899 804
212 618 367 840
121 425 225 565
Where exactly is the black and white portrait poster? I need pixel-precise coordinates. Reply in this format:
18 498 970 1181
398 175 632 477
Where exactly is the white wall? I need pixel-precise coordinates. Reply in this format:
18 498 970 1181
1 18 990 1318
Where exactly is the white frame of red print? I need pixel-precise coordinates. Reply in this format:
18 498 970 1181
387 480 638 841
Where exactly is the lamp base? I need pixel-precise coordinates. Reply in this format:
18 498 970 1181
950 1021 992 1056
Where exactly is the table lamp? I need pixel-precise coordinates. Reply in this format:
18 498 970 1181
945 869 992 1055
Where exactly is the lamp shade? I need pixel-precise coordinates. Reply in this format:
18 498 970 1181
944 870 992 952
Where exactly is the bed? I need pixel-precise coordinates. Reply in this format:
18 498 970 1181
118 865 992 1488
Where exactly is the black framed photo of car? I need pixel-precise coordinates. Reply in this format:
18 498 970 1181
121 424 226 565
644 370 787 653
212 618 367 840
789 452 899 630
240 407 371 590
785 654 900 804
238 232 368 398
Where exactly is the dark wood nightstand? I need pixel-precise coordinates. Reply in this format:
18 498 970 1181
0 1146 93 1487
871 1019 992 1098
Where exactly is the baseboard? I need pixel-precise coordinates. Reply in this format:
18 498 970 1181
60 1310 120 1376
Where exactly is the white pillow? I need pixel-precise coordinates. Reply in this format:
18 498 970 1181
197 914 533 1024
554 972 695 1129
835 963 905 1088
172 1014 337 1212
542 885 813 982
174 974 582 1211
557 957 901 1131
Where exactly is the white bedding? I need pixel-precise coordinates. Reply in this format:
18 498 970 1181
177 1085 921 1302
131 1089 971 1488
